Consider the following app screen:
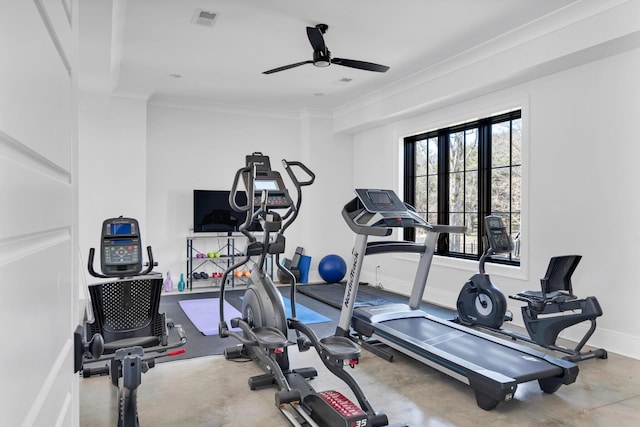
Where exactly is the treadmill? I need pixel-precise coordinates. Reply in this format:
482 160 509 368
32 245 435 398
336 189 579 410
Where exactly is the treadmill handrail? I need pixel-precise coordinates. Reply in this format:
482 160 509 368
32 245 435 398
342 200 391 237
430 225 467 235
365 241 426 256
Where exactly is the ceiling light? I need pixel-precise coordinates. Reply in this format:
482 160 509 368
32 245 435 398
334 78 353 86
168 73 182 78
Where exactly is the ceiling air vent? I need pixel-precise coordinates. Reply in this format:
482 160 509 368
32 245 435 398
191 9 217 27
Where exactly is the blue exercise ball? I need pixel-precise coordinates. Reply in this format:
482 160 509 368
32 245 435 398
318 254 347 283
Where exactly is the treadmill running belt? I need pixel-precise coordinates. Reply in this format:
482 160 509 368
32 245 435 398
383 317 562 382
298 283 457 319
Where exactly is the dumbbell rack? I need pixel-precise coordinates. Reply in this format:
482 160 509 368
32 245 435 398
186 233 272 291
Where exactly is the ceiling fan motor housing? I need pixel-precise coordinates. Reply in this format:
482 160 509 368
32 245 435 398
313 49 331 67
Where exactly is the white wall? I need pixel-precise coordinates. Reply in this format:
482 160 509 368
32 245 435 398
350 48 640 359
78 95 148 282
144 104 354 282
298 111 356 273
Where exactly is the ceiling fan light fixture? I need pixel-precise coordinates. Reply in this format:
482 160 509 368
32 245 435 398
313 50 331 67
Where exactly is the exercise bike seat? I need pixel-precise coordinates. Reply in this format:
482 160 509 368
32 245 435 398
515 289 577 303
318 336 361 360
513 255 581 309
102 336 161 353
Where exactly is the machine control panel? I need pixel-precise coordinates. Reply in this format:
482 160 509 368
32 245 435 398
355 189 408 213
346 189 431 233
484 215 514 254
100 217 143 276
245 152 293 209
252 176 292 208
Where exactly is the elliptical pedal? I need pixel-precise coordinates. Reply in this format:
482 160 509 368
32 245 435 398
253 326 289 348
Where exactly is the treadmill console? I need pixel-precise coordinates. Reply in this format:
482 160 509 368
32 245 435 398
485 215 514 254
355 189 407 213
342 189 430 236
100 217 143 276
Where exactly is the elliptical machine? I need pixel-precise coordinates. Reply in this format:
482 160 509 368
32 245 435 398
218 153 400 427
456 215 606 362
74 216 187 427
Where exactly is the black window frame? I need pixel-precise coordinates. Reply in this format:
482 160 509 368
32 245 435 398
403 110 521 266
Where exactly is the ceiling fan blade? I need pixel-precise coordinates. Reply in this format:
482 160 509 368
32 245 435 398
332 58 390 73
306 26 326 52
263 60 313 75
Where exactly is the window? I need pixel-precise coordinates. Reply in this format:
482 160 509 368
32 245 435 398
403 110 521 265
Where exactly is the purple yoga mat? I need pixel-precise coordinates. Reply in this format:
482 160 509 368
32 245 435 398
178 298 242 336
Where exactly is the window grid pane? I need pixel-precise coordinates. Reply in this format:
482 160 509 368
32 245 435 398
405 110 521 266
415 140 428 176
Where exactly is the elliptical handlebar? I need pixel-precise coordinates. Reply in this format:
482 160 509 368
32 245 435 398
282 159 315 187
228 165 253 213
280 159 315 233
229 164 264 245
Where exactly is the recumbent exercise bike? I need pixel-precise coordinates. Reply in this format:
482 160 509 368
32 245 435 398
456 215 607 362
74 216 187 427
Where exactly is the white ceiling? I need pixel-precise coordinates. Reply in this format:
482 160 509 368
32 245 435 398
83 0 579 112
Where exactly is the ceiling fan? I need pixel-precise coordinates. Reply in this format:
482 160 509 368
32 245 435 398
263 24 390 75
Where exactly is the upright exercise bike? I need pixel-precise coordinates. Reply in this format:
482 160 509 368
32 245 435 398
74 216 187 427
218 153 401 427
457 215 607 362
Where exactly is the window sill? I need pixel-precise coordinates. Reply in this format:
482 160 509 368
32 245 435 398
392 252 527 280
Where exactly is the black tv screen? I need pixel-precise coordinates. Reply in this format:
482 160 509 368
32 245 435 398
193 190 261 233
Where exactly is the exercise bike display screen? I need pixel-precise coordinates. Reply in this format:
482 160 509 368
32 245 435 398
485 215 513 253
487 217 502 229
101 218 142 274
110 223 132 235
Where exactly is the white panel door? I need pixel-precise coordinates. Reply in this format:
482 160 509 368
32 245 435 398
0 0 78 426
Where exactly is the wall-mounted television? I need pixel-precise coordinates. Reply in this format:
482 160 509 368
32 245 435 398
193 190 261 233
